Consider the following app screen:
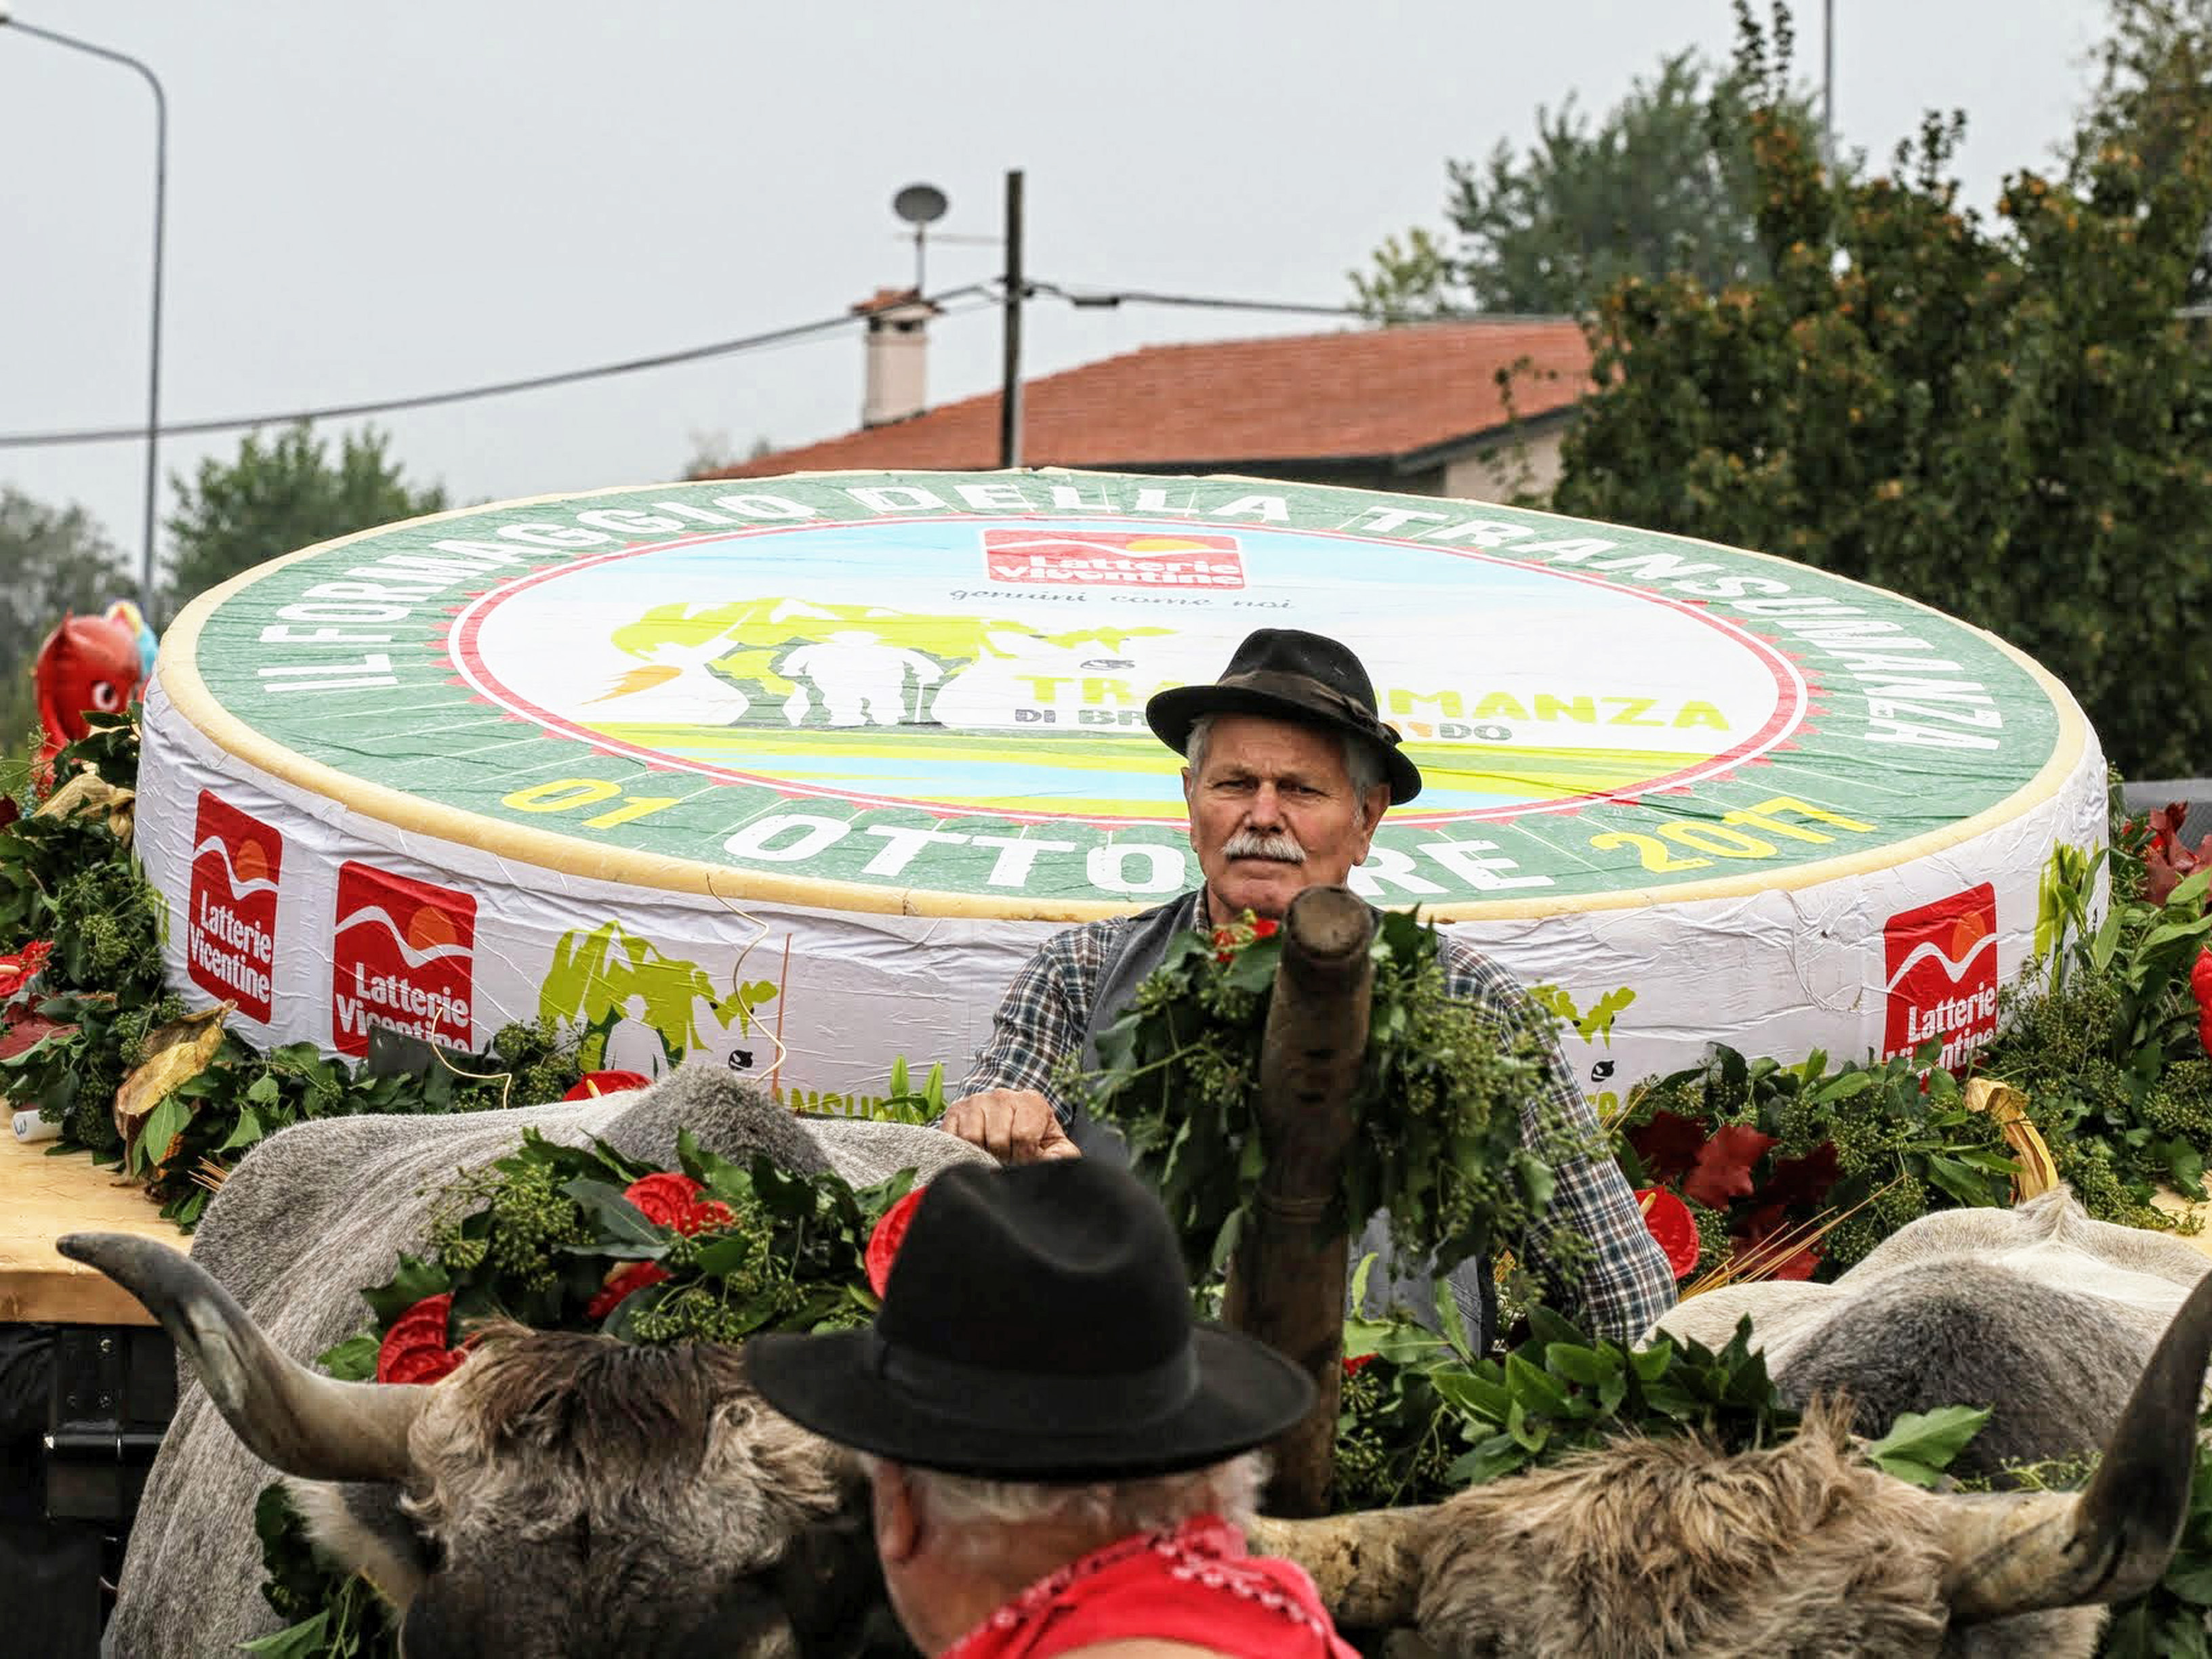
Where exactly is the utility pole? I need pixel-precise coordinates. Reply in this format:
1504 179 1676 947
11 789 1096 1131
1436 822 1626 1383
1822 0 1836 171
999 168 1024 470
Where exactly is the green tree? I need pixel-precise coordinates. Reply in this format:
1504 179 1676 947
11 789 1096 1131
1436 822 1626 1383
1352 38 1816 320
1551 1 2212 779
0 488 129 750
164 422 447 613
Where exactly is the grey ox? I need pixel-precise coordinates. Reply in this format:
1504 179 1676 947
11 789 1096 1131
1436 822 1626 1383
68 1072 2212 1658
1656 1186 2212 1477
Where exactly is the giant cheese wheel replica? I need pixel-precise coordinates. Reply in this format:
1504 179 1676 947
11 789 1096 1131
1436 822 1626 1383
139 470 2105 1115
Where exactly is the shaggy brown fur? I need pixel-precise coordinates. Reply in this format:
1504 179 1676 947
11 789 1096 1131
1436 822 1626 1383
1416 1406 2100 1658
308 1328 857 1658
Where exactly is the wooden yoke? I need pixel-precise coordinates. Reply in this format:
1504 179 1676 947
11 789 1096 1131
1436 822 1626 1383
1223 884 1374 1517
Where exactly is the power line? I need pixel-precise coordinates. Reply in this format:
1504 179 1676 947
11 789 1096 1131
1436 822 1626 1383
0 285 994 450
1027 280 1369 319
0 279 1406 452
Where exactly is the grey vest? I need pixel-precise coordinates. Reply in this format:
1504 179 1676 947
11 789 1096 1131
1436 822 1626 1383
1074 890 1498 1352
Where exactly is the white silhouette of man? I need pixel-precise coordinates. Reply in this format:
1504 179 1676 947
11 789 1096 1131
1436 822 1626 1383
781 630 943 726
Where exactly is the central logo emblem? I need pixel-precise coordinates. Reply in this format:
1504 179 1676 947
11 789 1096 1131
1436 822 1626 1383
331 862 478 1057
982 529 1244 589
1881 883 1999 1066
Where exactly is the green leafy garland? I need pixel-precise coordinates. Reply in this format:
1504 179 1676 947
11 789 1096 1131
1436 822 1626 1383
251 1126 914 1656
1075 909 1591 1279
1981 817 2212 1222
1331 1256 1984 1509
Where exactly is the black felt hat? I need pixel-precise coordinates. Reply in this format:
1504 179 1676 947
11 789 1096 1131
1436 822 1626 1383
1145 628 1422 804
745 1160 1313 1481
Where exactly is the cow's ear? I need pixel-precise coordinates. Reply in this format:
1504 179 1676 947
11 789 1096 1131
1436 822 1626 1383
288 1477 435 1608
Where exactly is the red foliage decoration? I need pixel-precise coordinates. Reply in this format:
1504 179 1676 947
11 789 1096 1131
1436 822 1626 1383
1626 1109 1711 1183
1731 1202 1822 1282
1680 1124 1779 1210
2145 804 2212 907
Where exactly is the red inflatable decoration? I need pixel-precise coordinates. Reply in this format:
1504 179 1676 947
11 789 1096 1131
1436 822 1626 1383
33 611 146 785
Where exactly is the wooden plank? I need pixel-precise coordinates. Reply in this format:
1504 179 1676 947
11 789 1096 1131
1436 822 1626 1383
0 1133 188 1326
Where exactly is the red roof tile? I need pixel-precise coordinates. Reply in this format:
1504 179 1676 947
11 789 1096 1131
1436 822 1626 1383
709 317 1591 478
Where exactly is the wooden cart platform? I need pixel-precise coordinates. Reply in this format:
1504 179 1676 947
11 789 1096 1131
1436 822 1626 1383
0 1133 187 1326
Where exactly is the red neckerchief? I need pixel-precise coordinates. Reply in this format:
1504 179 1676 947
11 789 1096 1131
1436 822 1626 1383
940 1513 1359 1659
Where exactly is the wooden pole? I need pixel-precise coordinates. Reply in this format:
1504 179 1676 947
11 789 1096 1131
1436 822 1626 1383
1223 884 1373 1517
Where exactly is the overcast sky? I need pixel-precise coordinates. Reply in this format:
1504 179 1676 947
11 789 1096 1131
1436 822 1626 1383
1 1 2112 594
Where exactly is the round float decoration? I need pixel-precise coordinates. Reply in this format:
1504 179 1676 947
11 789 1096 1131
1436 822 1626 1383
136 470 2104 1111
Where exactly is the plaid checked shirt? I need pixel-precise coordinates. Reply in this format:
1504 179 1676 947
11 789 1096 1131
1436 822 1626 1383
959 891 1678 1345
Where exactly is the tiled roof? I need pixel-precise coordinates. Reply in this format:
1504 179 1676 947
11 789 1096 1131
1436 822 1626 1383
708 317 1590 478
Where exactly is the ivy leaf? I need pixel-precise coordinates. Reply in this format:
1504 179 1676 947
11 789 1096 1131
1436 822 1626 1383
216 1105 266 1154
1862 1405 1991 1487
314 1333 379 1382
562 1178 668 1249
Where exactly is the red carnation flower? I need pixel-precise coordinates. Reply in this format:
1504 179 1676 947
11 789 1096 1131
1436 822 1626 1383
865 1185 928 1298
563 1070 653 1101
622 1172 733 1235
376 1292 471 1385
586 1261 672 1321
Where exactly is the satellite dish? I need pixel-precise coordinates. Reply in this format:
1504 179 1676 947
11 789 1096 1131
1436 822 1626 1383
893 184 949 226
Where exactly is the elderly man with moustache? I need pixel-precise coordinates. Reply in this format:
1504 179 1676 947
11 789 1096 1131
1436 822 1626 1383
941 628 1675 1347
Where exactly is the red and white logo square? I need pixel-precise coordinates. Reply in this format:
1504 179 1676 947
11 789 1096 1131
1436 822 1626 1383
331 862 477 1057
186 792 283 1023
982 529 1244 589
1882 883 1999 1065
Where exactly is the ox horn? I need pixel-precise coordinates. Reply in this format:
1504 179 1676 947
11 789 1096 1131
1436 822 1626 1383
1942 1265 2212 1624
58 1232 425 1483
1246 1504 1439 1629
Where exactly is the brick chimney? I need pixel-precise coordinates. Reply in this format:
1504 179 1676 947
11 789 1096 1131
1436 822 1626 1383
853 288 942 428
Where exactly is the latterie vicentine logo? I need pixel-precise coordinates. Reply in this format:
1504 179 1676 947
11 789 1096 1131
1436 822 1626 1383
982 529 1244 589
1882 882 2000 1065
186 791 283 1022
331 862 477 1057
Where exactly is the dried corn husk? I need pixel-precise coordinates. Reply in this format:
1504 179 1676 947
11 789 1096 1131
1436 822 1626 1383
1964 1078 2058 1201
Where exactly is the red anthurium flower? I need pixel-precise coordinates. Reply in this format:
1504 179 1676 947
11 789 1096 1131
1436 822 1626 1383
1633 1187 1702 1280
865 1185 928 1298
1342 1352 1377 1376
586 1261 672 1321
0 939 55 1003
563 1070 653 1101
376 1292 472 1385
622 1172 733 1235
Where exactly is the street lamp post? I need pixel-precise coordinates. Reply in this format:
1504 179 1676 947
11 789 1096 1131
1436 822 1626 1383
0 7 167 616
